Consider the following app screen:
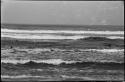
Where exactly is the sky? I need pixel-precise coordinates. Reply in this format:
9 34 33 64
1 0 124 25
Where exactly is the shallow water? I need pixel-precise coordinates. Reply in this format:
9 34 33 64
1 48 124 81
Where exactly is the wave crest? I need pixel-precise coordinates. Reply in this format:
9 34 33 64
1 28 124 34
1 28 124 40
1 59 123 65
1 59 78 65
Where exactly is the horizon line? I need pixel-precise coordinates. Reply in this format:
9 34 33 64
1 23 124 26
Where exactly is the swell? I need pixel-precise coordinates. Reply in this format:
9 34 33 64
1 75 46 78
0 75 98 81
1 59 124 65
1 48 124 53
1 24 124 31
1 60 124 70
1 34 124 40
1 59 83 65
1 33 88 40
1 28 124 40
1 37 124 49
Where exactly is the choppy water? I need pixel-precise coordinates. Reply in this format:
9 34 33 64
1 48 124 81
1 25 124 81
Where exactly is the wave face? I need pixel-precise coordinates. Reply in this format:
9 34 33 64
1 28 124 40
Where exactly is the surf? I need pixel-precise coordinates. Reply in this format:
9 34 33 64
1 34 124 40
1 59 123 65
1 28 124 34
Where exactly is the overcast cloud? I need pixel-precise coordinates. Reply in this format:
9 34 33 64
1 1 124 25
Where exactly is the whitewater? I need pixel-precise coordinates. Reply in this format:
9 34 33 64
1 28 124 40
2 28 124 34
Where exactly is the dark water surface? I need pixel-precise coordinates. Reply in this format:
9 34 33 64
1 24 124 81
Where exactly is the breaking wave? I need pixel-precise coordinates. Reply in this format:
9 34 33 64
1 75 95 80
81 49 124 53
1 28 124 34
1 75 94 80
1 75 48 78
106 36 124 39
1 28 124 40
1 59 81 65
1 59 123 65
1 34 124 40
1 34 87 40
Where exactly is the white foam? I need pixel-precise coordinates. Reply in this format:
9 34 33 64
1 28 124 40
19 48 124 52
1 59 80 65
1 75 47 78
107 36 124 39
61 75 94 80
1 56 123 64
1 28 124 35
1 33 124 40
1 34 87 40
1 75 93 80
2 48 124 54
83 49 124 53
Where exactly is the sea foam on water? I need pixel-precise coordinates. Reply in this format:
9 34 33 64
1 28 124 40
1 28 124 34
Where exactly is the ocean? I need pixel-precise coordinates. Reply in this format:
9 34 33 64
1 24 124 81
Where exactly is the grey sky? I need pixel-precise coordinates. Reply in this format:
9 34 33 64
1 1 124 25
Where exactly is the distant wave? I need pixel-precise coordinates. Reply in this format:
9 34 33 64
1 75 93 80
1 75 95 80
2 48 124 53
1 59 123 65
79 49 124 53
1 34 124 40
1 59 79 65
107 36 124 39
1 34 87 40
12 48 125 52
2 60 124 72
1 75 47 78
1 28 124 34
1 28 124 40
